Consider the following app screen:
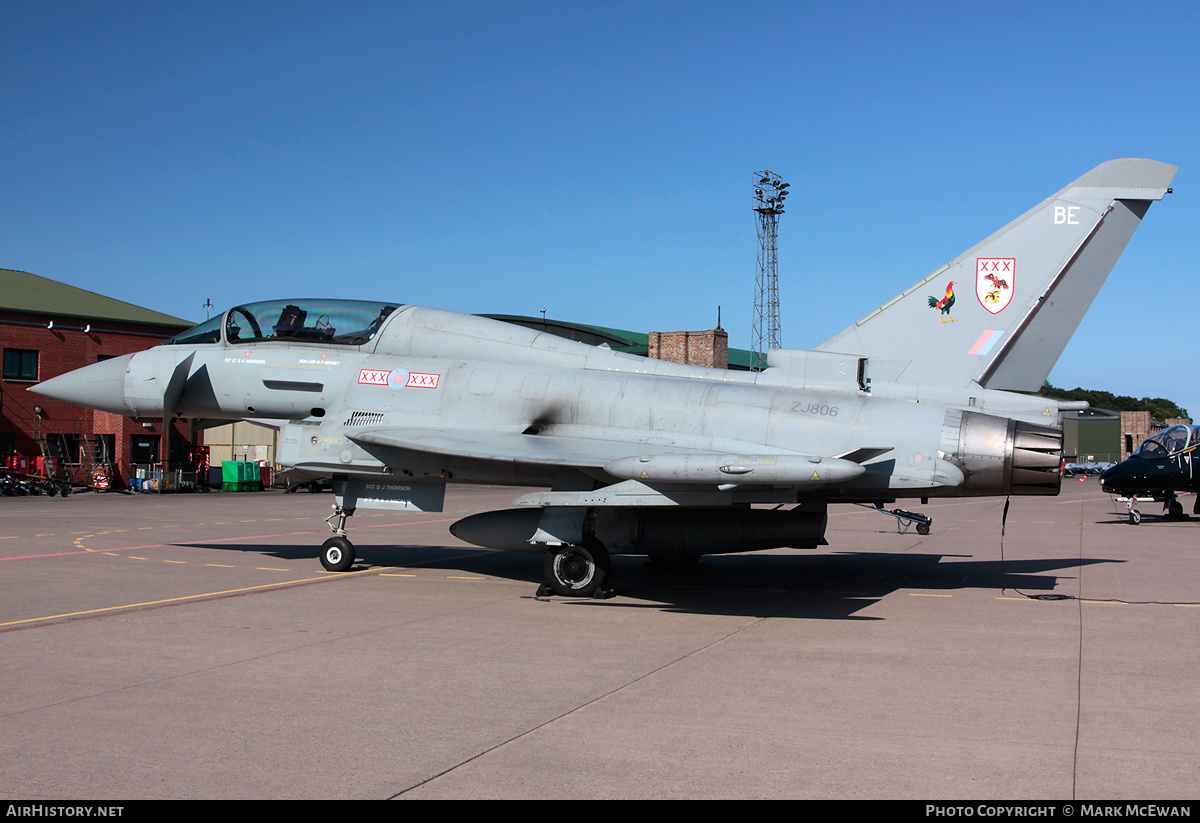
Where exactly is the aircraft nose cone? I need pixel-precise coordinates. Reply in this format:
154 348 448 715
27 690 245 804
29 353 134 415
1099 462 1129 493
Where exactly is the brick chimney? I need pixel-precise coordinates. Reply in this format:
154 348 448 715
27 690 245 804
647 328 728 369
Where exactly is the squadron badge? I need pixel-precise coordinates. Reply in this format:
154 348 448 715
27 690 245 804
976 258 1014 314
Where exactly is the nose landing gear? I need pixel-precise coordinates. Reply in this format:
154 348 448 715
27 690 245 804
320 504 357 571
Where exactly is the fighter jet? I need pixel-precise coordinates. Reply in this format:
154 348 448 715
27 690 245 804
32 158 1177 597
1100 424 1199 523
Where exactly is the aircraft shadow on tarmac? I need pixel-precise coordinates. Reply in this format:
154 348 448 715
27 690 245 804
174 539 1120 620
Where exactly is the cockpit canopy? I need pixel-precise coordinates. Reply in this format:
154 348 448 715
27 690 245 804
162 299 402 347
1132 424 1200 459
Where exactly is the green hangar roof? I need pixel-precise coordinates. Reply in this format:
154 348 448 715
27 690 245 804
0 269 193 329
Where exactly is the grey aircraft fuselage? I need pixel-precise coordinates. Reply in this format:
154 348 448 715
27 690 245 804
32 158 1179 596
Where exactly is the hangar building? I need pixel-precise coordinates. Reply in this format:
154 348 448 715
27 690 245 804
0 269 195 488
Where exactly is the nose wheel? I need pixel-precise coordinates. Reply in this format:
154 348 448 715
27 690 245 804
320 536 356 572
1119 495 1143 525
320 504 357 571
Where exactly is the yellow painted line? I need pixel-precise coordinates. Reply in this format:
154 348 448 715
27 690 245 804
127 556 148 560
205 564 235 568
0 569 378 628
163 560 188 564
910 593 952 597
381 573 416 577
257 567 290 571
1175 604 1200 608
1081 600 1125 605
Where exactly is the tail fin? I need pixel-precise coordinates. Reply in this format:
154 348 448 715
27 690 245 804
816 158 1177 391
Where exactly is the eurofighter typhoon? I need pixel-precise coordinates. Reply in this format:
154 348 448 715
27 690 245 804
33 159 1177 597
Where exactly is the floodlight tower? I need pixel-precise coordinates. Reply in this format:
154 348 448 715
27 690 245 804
752 170 788 370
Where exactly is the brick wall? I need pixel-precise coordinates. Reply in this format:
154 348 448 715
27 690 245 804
1 311 192 487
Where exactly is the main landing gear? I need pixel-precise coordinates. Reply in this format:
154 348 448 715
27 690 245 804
536 542 614 599
320 504 357 572
1164 491 1190 520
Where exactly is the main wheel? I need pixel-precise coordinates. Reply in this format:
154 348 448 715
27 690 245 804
320 536 355 572
1130 509 1142 525
544 544 610 598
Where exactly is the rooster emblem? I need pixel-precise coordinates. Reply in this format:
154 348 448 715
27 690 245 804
928 281 957 322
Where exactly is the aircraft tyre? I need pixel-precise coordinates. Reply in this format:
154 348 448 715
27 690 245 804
320 536 355 572
1130 510 1142 526
544 543 610 598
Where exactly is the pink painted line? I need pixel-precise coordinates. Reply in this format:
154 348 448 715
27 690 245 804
1 517 459 562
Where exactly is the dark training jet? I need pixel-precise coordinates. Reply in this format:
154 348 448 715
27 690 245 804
1101 424 1200 523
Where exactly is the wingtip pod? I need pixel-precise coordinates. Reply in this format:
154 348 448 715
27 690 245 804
817 158 1177 393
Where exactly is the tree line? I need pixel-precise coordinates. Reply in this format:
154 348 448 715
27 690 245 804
1038 382 1189 422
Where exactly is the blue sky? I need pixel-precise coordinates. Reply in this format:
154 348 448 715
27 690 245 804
4 1 1198 416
